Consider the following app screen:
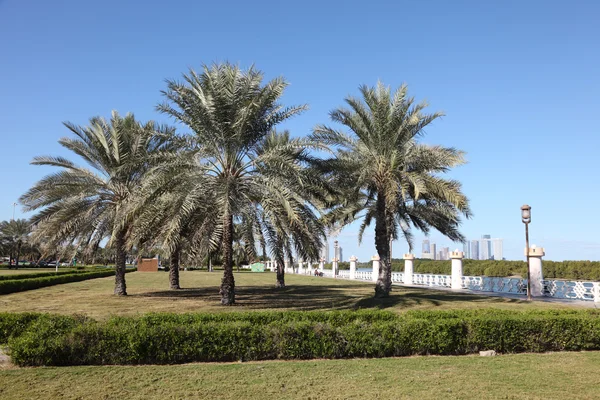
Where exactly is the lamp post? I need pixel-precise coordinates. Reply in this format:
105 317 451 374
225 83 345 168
12 202 17 221
521 204 532 301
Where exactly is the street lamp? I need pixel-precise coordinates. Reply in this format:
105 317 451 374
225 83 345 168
521 204 532 301
12 202 17 221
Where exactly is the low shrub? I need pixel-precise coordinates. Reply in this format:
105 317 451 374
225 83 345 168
0 270 88 282
6 309 600 366
0 269 136 295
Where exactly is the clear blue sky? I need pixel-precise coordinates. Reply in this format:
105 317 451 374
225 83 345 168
1 0 599 261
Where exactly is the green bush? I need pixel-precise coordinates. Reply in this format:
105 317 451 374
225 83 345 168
0 269 136 295
0 270 89 282
6 309 600 366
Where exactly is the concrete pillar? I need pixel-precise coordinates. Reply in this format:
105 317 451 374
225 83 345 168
332 257 339 278
593 283 600 303
371 255 380 282
403 253 415 285
526 246 545 297
319 258 324 273
298 260 304 275
284 259 290 274
449 250 464 289
349 256 358 280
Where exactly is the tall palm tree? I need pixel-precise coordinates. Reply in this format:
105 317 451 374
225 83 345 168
20 111 175 295
0 219 30 268
313 82 471 297
158 63 319 304
251 130 328 287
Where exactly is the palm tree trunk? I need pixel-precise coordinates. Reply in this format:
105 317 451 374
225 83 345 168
275 253 285 288
15 240 22 269
169 246 181 290
220 213 235 305
114 230 127 296
374 194 392 297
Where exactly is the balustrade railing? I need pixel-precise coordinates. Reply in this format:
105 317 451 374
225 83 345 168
543 280 600 301
292 264 599 302
354 270 372 281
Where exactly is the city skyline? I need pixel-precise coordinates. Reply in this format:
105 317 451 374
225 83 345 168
422 236 504 261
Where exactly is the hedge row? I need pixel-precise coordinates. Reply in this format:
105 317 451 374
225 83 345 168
0 269 136 295
4 309 600 366
0 270 90 282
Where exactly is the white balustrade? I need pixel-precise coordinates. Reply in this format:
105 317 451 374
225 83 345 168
338 270 350 279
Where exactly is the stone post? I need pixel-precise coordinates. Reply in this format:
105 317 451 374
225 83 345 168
526 246 545 297
284 259 290 274
319 258 324 273
298 260 304 275
371 255 380 282
332 257 339 278
449 250 464 289
593 283 600 303
349 256 358 280
403 253 415 285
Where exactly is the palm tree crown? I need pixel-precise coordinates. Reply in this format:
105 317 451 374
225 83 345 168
313 82 471 297
157 63 325 303
20 111 175 295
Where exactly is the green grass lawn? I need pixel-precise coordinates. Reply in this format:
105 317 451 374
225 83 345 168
1 352 599 399
0 271 580 319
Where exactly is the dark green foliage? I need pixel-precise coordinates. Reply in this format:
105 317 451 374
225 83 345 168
0 270 88 281
389 259 600 280
6 309 600 366
0 270 136 295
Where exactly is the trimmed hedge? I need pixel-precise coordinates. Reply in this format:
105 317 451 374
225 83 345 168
0 269 136 295
0 270 89 282
5 309 600 366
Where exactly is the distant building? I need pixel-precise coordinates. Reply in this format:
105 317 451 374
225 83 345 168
431 243 437 260
422 240 430 255
481 235 491 260
463 242 471 259
337 246 343 262
320 239 329 262
470 240 479 260
492 238 503 260
441 247 449 260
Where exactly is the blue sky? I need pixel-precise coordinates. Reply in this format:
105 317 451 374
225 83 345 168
1 0 599 261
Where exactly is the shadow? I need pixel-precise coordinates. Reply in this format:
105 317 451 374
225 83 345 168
133 280 527 311
353 288 525 310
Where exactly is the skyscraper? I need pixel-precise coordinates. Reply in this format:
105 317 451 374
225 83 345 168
441 247 449 261
492 238 503 260
422 239 430 255
431 243 437 260
337 246 343 262
481 234 491 260
470 240 479 260
463 242 470 259
320 239 329 262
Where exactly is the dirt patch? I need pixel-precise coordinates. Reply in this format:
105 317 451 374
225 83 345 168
0 347 13 369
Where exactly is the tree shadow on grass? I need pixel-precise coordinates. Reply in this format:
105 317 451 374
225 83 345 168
133 283 526 311
353 289 526 310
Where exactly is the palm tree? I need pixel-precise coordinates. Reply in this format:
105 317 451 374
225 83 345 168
251 130 328 287
20 111 175 295
313 82 471 297
0 219 30 268
158 63 320 304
